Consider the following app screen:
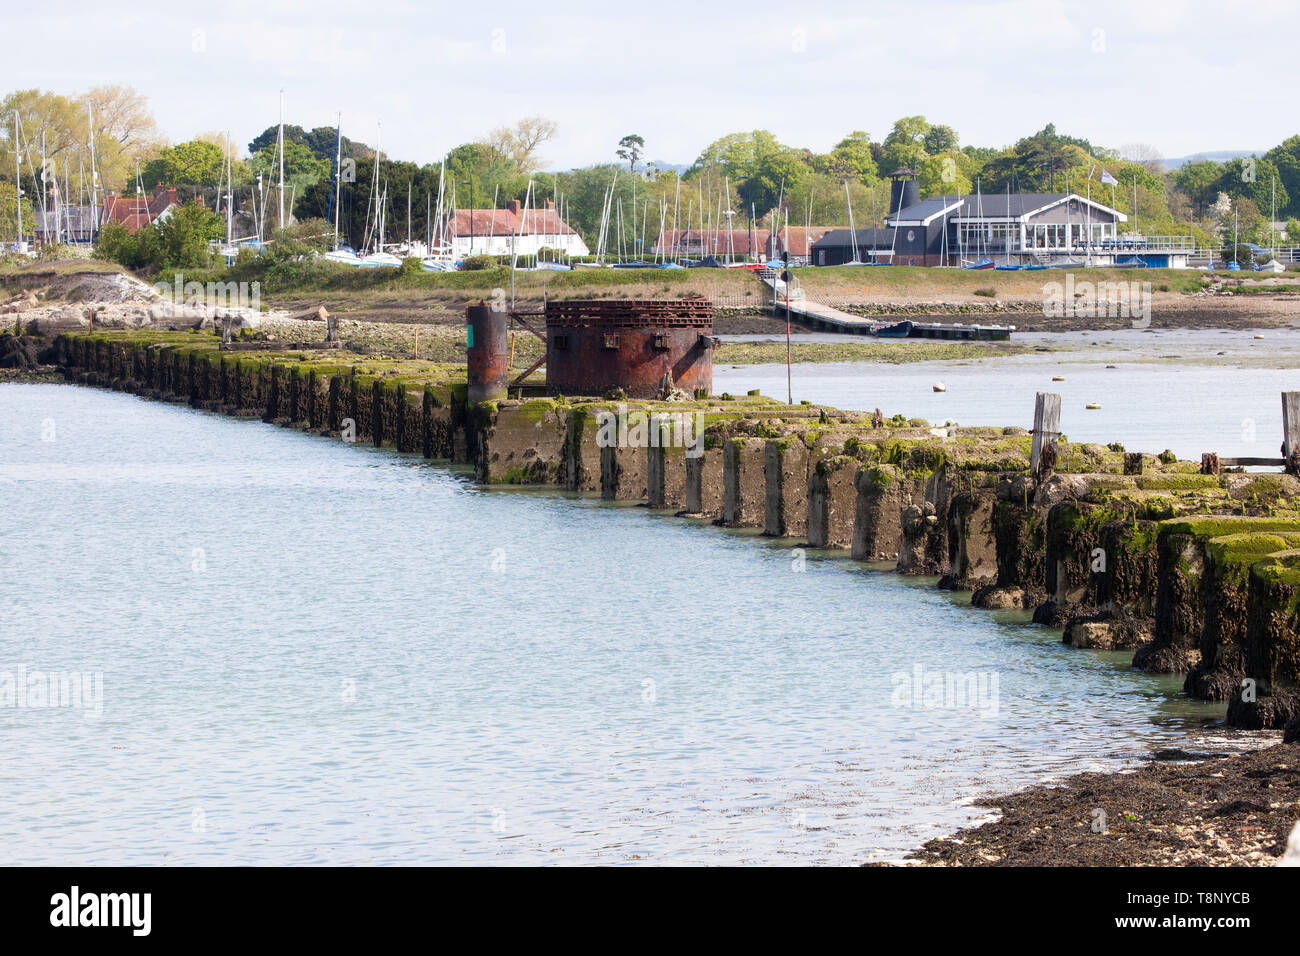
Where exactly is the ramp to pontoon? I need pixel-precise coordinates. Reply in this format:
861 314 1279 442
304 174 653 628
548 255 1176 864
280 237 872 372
758 273 878 334
756 272 1014 340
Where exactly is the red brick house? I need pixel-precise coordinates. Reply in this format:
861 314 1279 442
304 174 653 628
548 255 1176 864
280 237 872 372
101 186 179 233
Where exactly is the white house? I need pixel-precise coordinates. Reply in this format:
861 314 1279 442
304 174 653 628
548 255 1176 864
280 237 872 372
441 198 589 258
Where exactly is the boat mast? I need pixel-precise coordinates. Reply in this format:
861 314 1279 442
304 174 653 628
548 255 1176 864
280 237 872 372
225 135 234 247
277 89 285 231
87 105 97 246
672 178 681 263
331 113 342 250
40 129 47 248
1005 181 1011 265
13 111 21 248
374 123 383 254
844 180 858 263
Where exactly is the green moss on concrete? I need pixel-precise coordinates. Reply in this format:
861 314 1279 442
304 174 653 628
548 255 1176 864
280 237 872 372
1137 474 1222 492
1161 516 1300 539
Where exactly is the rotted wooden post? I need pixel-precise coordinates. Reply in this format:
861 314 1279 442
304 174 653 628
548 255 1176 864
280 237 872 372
1283 391 1300 476
1030 392 1061 480
1200 452 1221 476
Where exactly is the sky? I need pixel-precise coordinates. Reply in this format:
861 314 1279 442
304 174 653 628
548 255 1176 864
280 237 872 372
9 0 1296 168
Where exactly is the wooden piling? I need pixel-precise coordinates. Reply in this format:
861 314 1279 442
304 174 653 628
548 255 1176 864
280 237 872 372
1283 391 1300 475
1030 392 1061 479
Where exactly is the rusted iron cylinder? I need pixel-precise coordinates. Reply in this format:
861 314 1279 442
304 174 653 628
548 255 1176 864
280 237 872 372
544 299 714 399
466 302 508 403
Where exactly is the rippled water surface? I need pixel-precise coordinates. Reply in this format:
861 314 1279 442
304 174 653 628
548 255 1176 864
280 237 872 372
0 382 1228 864
716 328 1300 461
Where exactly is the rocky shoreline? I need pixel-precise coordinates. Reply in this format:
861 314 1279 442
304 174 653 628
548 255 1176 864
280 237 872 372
910 738 1300 866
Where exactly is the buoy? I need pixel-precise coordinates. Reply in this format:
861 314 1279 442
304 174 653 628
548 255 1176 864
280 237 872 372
1254 334 1265 340
932 382 946 392
1085 403 1101 410
1052 375 1065 381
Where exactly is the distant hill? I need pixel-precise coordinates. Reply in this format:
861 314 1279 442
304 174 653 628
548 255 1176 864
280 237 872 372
645 161 689 176
1161 150 1264 170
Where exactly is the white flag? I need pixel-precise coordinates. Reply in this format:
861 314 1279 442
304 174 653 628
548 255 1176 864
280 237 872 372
1100 169 1118 186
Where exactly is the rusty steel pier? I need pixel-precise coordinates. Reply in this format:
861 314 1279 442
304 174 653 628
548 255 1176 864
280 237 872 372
540 299 715 399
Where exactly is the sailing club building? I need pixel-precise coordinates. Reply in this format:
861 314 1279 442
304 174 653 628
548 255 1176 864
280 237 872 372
809 171 1197 268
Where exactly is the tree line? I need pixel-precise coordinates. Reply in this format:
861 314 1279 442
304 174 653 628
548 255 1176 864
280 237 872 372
6 83 1300 252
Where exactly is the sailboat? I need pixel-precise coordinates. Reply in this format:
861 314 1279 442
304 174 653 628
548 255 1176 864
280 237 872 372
841 180 868 266
421 160 458 271
318 115 363 266
995 182 1023 270
962 181 994 269
357 149 400 268
217 137 240 263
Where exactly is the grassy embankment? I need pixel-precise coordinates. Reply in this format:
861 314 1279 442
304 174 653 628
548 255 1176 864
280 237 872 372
213 260 1214 307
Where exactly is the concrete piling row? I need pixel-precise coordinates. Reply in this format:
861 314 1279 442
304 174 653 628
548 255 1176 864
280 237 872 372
54 331 1300 732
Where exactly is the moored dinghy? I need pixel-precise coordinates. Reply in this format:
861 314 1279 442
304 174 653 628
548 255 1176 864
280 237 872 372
873 319 913 338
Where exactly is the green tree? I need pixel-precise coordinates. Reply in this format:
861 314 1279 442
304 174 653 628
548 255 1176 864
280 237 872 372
95 201 222 271
787 174 887 227
295 158 446 250
923 124 959 154
248 124 371 164
250 140 331 191
141 140 225 188
155 201 223 268
918 152 972 198
616 134 645 171
0 89 83 166
690 130 809 217
881 116 931 172
1171 159 1224 217
444 142 520 206
1264 135 1300 217
1216 157 1288 216
814 131 878 186
0 181 36 242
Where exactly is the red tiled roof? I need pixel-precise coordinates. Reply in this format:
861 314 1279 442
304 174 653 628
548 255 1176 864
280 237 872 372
776 226 835 255
101 187 178 234
444 207 578 237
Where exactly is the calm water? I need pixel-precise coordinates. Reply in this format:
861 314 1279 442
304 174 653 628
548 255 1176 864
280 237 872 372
717 328 1300 461
0 382 1230 865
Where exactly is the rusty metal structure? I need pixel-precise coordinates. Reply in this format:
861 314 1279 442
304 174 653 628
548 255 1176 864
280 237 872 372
540 299 715 399
466 302 509 403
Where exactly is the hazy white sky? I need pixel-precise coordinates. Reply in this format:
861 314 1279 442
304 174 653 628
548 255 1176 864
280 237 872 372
10 0 1295 167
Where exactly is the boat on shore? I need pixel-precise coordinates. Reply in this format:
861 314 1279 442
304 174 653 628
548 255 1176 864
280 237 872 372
873 319 913 338
358 251 402 268
324 245 362 266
